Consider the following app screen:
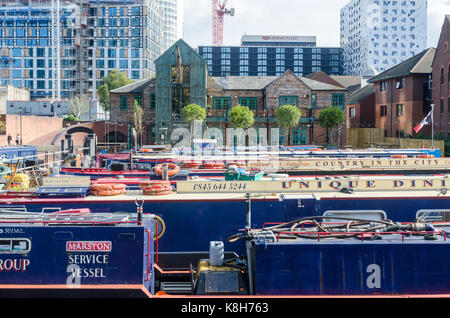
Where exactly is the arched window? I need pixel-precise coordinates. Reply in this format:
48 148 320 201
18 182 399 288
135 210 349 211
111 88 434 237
441 67 445 85
448 64 450 83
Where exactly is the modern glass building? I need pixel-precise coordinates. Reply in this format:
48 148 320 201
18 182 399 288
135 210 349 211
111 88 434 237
0 0 182 101
198 45 342 77
340 0 428 76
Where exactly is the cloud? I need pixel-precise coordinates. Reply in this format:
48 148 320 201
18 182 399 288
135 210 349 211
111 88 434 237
183 0 449 48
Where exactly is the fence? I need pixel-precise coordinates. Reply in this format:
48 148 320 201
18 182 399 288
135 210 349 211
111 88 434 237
346 128 445 155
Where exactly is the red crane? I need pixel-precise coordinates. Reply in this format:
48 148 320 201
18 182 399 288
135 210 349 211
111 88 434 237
212 0 235 46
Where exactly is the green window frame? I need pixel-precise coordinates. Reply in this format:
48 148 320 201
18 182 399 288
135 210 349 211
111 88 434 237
279 96 298 106
311 93 317 109
213 97 231 110
150 93 156 110
239 97 258 111
332 93 345 110
119 95 127 111
134 95 143 106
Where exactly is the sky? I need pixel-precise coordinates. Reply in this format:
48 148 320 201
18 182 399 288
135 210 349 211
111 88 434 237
182 0 450 48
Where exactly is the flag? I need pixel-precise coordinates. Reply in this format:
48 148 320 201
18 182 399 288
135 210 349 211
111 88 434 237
413 110 433 134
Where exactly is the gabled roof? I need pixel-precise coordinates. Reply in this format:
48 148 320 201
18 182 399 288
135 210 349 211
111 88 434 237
368 48 436 83
347 83 375 105
212 76 278 90
211 70 347 91
305 71 346 88
110 78 155 94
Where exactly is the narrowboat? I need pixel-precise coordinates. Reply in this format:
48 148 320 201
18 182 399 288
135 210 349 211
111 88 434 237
0 174 449 293
192 214 450 296
0 210 155 297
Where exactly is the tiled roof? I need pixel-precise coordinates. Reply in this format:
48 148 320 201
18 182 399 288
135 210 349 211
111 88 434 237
368 48 436 83
347 84 375 105
110 78 155 94
212 76 278 90
212 72 346 91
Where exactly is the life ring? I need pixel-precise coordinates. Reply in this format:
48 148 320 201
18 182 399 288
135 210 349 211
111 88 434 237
140 181 173 196
203 162 224 169
139 148 153 153
182 161 202 169
91 183 127 196
391 155 407 158
226 162 247 169
418 154 434 158
154 163 180 177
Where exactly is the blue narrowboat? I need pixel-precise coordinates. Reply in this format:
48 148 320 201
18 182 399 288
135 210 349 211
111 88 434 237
0 210 155 297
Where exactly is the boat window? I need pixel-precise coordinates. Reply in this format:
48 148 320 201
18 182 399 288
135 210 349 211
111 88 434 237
416 209 450 222
323 210 387 223
0 238 31 254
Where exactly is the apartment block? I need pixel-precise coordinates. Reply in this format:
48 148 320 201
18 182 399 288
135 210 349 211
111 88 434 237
341 0 427 75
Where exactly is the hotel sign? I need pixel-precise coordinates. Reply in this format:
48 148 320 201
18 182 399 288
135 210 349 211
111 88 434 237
247 158 450 171
177 176 450 194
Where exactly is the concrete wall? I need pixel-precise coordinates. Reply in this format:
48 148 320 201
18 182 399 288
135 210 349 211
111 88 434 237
0 85 30 114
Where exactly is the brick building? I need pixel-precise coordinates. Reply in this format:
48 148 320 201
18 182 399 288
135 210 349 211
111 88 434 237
432 15 450 137
206 70 347 145
109 40 349 146
367 48 435 138
346 83 376 129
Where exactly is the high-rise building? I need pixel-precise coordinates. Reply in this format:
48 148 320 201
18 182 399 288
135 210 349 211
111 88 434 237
340 0 427 76
199 35 342 77
158 0 183 51
0 0 168 101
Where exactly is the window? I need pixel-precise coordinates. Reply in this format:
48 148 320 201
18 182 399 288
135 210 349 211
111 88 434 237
396 78 405 89
380 105 387 117
311 93 317 109
279 96 298 106
349 107 356 118
212 97 231 110
380 81 388 91
332 93 345 110
0 239 31 254
134 95 143 106
150 93 156 110
119 95 127 110
239 97 257 111
441 99 445 114
441 67 445 85
396 104 404 116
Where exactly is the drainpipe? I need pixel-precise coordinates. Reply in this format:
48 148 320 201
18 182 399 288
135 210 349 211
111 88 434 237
390 80 393 137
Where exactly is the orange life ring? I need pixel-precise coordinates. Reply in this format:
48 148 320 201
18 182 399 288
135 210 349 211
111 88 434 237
203 162 224 169
91 183 127 196
391 155 407 158
140 180 173 196
139 148 153 153
154 163 180 176
418 154 434 158
182 162 202 169
91 183 127 191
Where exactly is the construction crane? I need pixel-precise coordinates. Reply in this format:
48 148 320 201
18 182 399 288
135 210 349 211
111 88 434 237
212 0 235 46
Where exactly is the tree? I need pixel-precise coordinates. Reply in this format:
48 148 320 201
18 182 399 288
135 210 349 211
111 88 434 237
318 106 345 144
69 95 89 120
229 105 255 129
97 70 133 111
133 100 145 147
276 105 302 145
182 104 206 136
